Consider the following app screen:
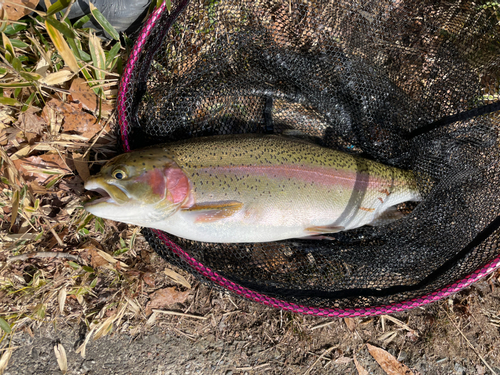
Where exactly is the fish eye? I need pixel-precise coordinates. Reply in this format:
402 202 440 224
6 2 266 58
112 169 127 180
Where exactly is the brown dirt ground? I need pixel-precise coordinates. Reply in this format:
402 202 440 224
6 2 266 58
2 248 500 375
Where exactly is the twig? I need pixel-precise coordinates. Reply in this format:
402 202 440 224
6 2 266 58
152 309 208 320
211 352 226 375
222 310 240 316
82 112 115 160
311 320 335 330
60 0 76 22
382 314 419 337
227 294 239 309
440 306 498 375
303 346 337 375
8 252 79 263
43 217 64 247
172 328 196 342
235 363 271 371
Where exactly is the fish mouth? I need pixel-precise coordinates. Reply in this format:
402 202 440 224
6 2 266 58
85 187 115 206
84 179 129 207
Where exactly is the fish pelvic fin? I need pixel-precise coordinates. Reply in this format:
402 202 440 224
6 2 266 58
182 200 243 223
305 224 345 235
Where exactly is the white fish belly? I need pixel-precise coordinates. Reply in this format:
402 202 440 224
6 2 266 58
150 188 419 243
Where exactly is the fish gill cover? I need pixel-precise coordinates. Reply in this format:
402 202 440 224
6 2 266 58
116 0 500 315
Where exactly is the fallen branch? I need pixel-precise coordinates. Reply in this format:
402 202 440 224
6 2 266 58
8 252 80 263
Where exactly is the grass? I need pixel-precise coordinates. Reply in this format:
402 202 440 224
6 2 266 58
0 0 189 349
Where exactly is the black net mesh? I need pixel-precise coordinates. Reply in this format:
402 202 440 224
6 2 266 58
119 0 500 310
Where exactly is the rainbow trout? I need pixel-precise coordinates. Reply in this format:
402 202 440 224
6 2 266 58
84 135 421 243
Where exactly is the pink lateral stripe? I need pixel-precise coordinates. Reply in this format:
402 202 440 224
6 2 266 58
199 165 364 189
153 229 500 317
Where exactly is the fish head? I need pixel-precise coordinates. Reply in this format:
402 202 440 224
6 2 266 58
84 148 192 225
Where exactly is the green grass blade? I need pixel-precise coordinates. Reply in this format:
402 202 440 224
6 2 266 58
89 31 106 82
0 82 33 88
11 57 22 73
10 39 29 49
89 2 120 41
47 0 73 17
22 92 37 112
73 14 91 29
45 17 77 40
0 96 23 106
0 317 11 334
105 42 121 68
66 37 82 60
2 33 15 60
20 72 42 82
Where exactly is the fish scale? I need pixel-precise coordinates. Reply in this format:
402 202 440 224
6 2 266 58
84 134 421 243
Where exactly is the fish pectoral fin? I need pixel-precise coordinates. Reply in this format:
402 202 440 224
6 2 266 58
182 200 243 223
305 224 345 235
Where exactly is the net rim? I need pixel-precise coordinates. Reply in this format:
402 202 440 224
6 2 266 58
116 0 500 317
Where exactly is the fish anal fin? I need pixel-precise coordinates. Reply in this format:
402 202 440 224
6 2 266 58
305 224 344 235
370 206 405 226
183 201 243 223
300 235 336 240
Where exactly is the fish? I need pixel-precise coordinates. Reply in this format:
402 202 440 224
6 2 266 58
84 134 421 243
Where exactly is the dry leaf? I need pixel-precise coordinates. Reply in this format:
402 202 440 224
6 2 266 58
72 152 90 183
146 311 159 326
88 31 106 81
41 69 73 86
354 354 369 375
0 107 16 126
58 287 66 315
75 327 95 358
53 343 68 374
145 287 190 315
13 153 72 184
0 347 13 375
93 314 114 341
344 317 356 332
69 77 112 113
92 304 127 340
45 20 79 73
124 296 141 315
335 356 353 364
378 330 398 345
164 268 192 289
4 0 38 21
382 315 419 337
41 99 65 135
142 272 155 287
28 181 49 195
41 98 105 139
61 105 101 139
88 248 109 268
9 189 19 230
366 343 414 375
95 249 128 269
17 107 46 134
